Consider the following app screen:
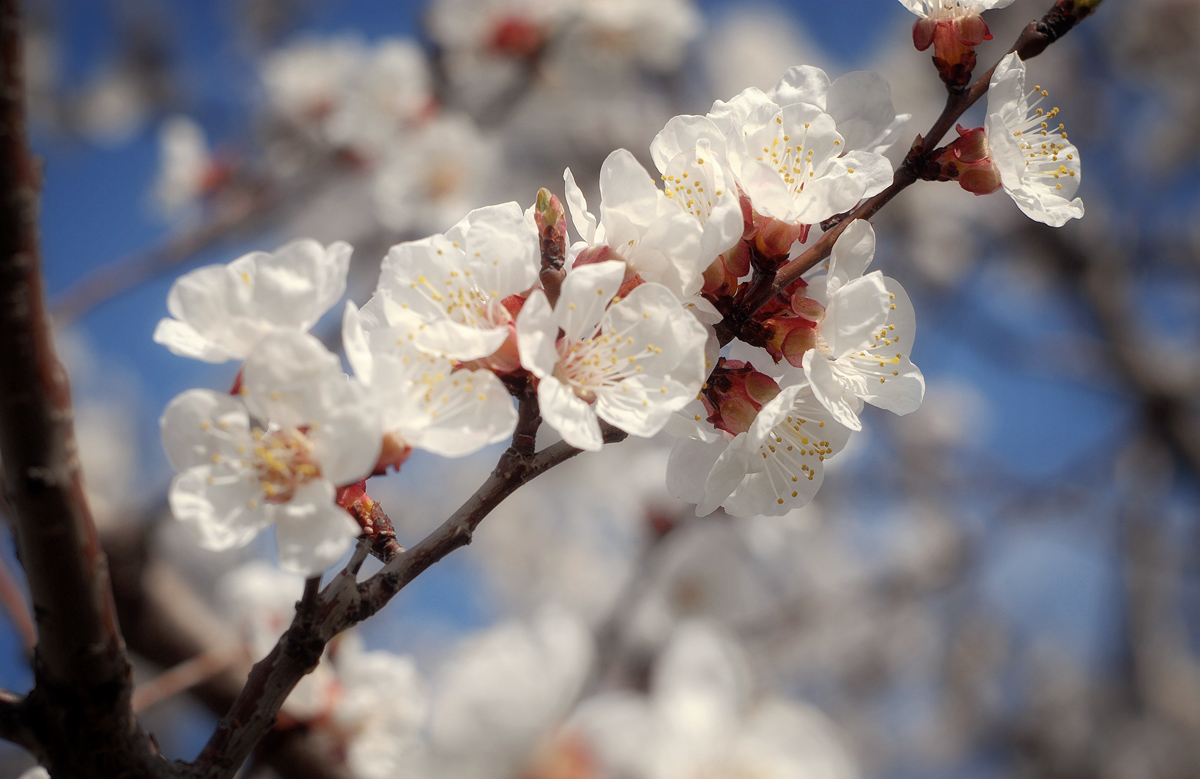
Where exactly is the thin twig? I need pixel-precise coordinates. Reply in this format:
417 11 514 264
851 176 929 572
0 522 35 653
132 645 246 714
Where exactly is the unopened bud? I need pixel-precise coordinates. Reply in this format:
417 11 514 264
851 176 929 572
753 216 809 260
932 125 1002 196
701 359 781 437
536 188 568 305
917 14 992 87
764 313 820 368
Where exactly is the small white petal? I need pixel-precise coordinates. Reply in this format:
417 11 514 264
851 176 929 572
516 290 560 379
803 350 863 431
160 389 252 472
538 377 604 451
556 261 625 343
274 480 361 575
169 465 274 551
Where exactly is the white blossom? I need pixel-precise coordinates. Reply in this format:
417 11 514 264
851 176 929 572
217 562 337 718
153 239 352 364
649 115 746 276
427 607 593 779
161 332 379 574
564 149 716 299
897 0 1015 19
799 220 925 431
372 113 501 234
154 115 212 217
323 39 432 160
667 381 851 518
569 621 859 779
330 638 430 779
985 52 1085 226
696 65 907 226
516 261 707 451
376 202 539 362
343 299 517 458
261 36 366 132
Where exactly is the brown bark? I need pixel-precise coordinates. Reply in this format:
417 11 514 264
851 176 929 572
0 3 178 774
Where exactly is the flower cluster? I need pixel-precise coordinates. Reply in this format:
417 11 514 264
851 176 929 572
157 19 1086 568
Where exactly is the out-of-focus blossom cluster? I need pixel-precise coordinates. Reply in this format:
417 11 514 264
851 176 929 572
214 560 859 779
150 0 708 241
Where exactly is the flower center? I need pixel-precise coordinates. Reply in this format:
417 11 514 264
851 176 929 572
410 272 513 329
1012 86 1076 192
554 318 662 403
252 427 321 502
926 0 977 19
755 118 833 198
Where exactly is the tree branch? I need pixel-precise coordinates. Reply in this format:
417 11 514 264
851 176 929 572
0 3 175 773
110 545 352 779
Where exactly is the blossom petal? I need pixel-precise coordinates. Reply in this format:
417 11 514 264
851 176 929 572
274 480 361 575
307 373 382 486
666 435 726 505
242 331 343 427
768 65 831 110
696 432 755 516
803 350 863 431
563 167 598 245
556 261 625 343
821 272 890 357
458 202 540 302
160 389 252 472
516 290 560 379
798 150 893 223
825 219 877 298
152 318 237 363
650 114 726 174
169 465 274 551
826 71 906 154
538 377 604 451
342 301 375 385
394 364 517 458
252 239 352 332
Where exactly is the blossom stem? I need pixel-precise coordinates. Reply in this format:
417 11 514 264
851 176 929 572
727 0 1101 330
512 391 542 457
131 645 245 714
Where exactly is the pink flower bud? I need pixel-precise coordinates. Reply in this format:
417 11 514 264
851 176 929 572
936 125 1002 196
753 216 809 260
702 242 751 299
764 313 820 368
701 359 781 437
